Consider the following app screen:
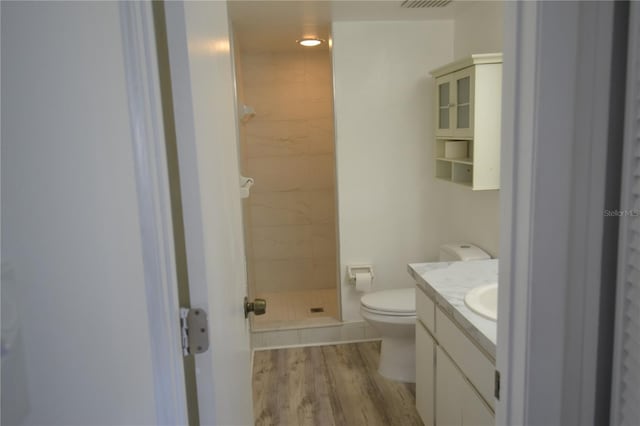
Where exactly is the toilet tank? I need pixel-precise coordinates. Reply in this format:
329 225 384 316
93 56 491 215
439 243 491 261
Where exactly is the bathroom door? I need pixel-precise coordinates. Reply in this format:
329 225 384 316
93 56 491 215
163 1 254 425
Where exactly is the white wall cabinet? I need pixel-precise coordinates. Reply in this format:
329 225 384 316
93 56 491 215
430 54 502 190
416 287 495 426
435 68 474 139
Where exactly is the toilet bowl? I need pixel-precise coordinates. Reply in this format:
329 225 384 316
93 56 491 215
360 242 491 383
360 288 416 383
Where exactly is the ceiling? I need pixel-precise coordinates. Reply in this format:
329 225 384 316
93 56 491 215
228 0 461 53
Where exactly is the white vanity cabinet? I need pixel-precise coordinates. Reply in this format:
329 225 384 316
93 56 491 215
416 321 436 426
461 382 494 426
430 54 502 190
436 347 494 426
415 286 495 426
416 284 437 425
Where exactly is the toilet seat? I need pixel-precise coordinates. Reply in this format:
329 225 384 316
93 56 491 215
360 288 415 316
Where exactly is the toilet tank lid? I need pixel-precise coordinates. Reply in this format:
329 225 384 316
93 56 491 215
440 243 491 261
361 288 415 314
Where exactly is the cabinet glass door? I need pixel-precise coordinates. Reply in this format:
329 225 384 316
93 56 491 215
438 81 451 130
453 69 474 138
457 77 470 128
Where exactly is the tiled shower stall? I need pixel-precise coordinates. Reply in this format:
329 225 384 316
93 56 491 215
235 48 341 331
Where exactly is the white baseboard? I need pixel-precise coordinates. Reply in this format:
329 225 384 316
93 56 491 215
252 337 382 352
251 320 381 349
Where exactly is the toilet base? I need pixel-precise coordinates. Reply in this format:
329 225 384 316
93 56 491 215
377 336 416 383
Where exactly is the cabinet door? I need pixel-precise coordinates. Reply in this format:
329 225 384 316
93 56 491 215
416 321 436 426
435 347 465 426
462 383 495 426
436 347 495 426
435 75 455 137
452 68 475 139
462 384 494 426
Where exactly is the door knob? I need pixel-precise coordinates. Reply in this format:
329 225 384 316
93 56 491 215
244 297 267 318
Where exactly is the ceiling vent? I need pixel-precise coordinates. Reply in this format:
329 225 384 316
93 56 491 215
401 0 452 8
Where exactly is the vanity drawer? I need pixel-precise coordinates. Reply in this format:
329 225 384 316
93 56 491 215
416 286 435 334
436 306 495 409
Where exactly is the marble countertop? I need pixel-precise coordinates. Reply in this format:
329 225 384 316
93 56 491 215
408 259 498 359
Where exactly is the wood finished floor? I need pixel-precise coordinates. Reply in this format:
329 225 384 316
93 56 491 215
252 341 424 426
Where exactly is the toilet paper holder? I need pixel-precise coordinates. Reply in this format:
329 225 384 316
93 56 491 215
346 265 375 282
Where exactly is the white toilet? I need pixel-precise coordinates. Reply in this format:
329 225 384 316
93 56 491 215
360 243 490 382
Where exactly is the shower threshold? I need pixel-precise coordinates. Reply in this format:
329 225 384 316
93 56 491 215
251 288 340 331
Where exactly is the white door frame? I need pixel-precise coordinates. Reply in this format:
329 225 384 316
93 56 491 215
497 1 625 425
610 3 640 423
119 2 189 425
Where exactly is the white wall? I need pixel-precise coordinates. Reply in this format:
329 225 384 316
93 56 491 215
435 0 505 257
454 1 504 59
332 20 454 321
1 3 158 425
438 185 501 257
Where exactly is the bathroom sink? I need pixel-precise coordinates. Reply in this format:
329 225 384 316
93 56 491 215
464 283 498 321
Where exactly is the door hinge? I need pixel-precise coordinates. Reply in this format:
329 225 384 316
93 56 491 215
494 369 501 400
180 308 209 356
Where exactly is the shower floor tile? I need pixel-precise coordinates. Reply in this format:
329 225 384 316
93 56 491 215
252 288 339 330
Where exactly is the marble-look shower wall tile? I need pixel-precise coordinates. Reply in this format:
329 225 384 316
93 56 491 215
304 52 334 84
250 192 312 227
303 118 335 154
242 53 305 86
245 82 306 119
312 224 337 258
248 156 307 192
240 49 338 296
310 190 337 224
248 155 335 193
245 120 298 158
245 118 334 158
305 155 335 190
313 258 339 289
246 81 307 103
304 82 334 103
252 225 313 260
253 259 315 292
251 98 333 122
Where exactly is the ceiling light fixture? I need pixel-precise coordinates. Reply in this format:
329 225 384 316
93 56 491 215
298 38 323 47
